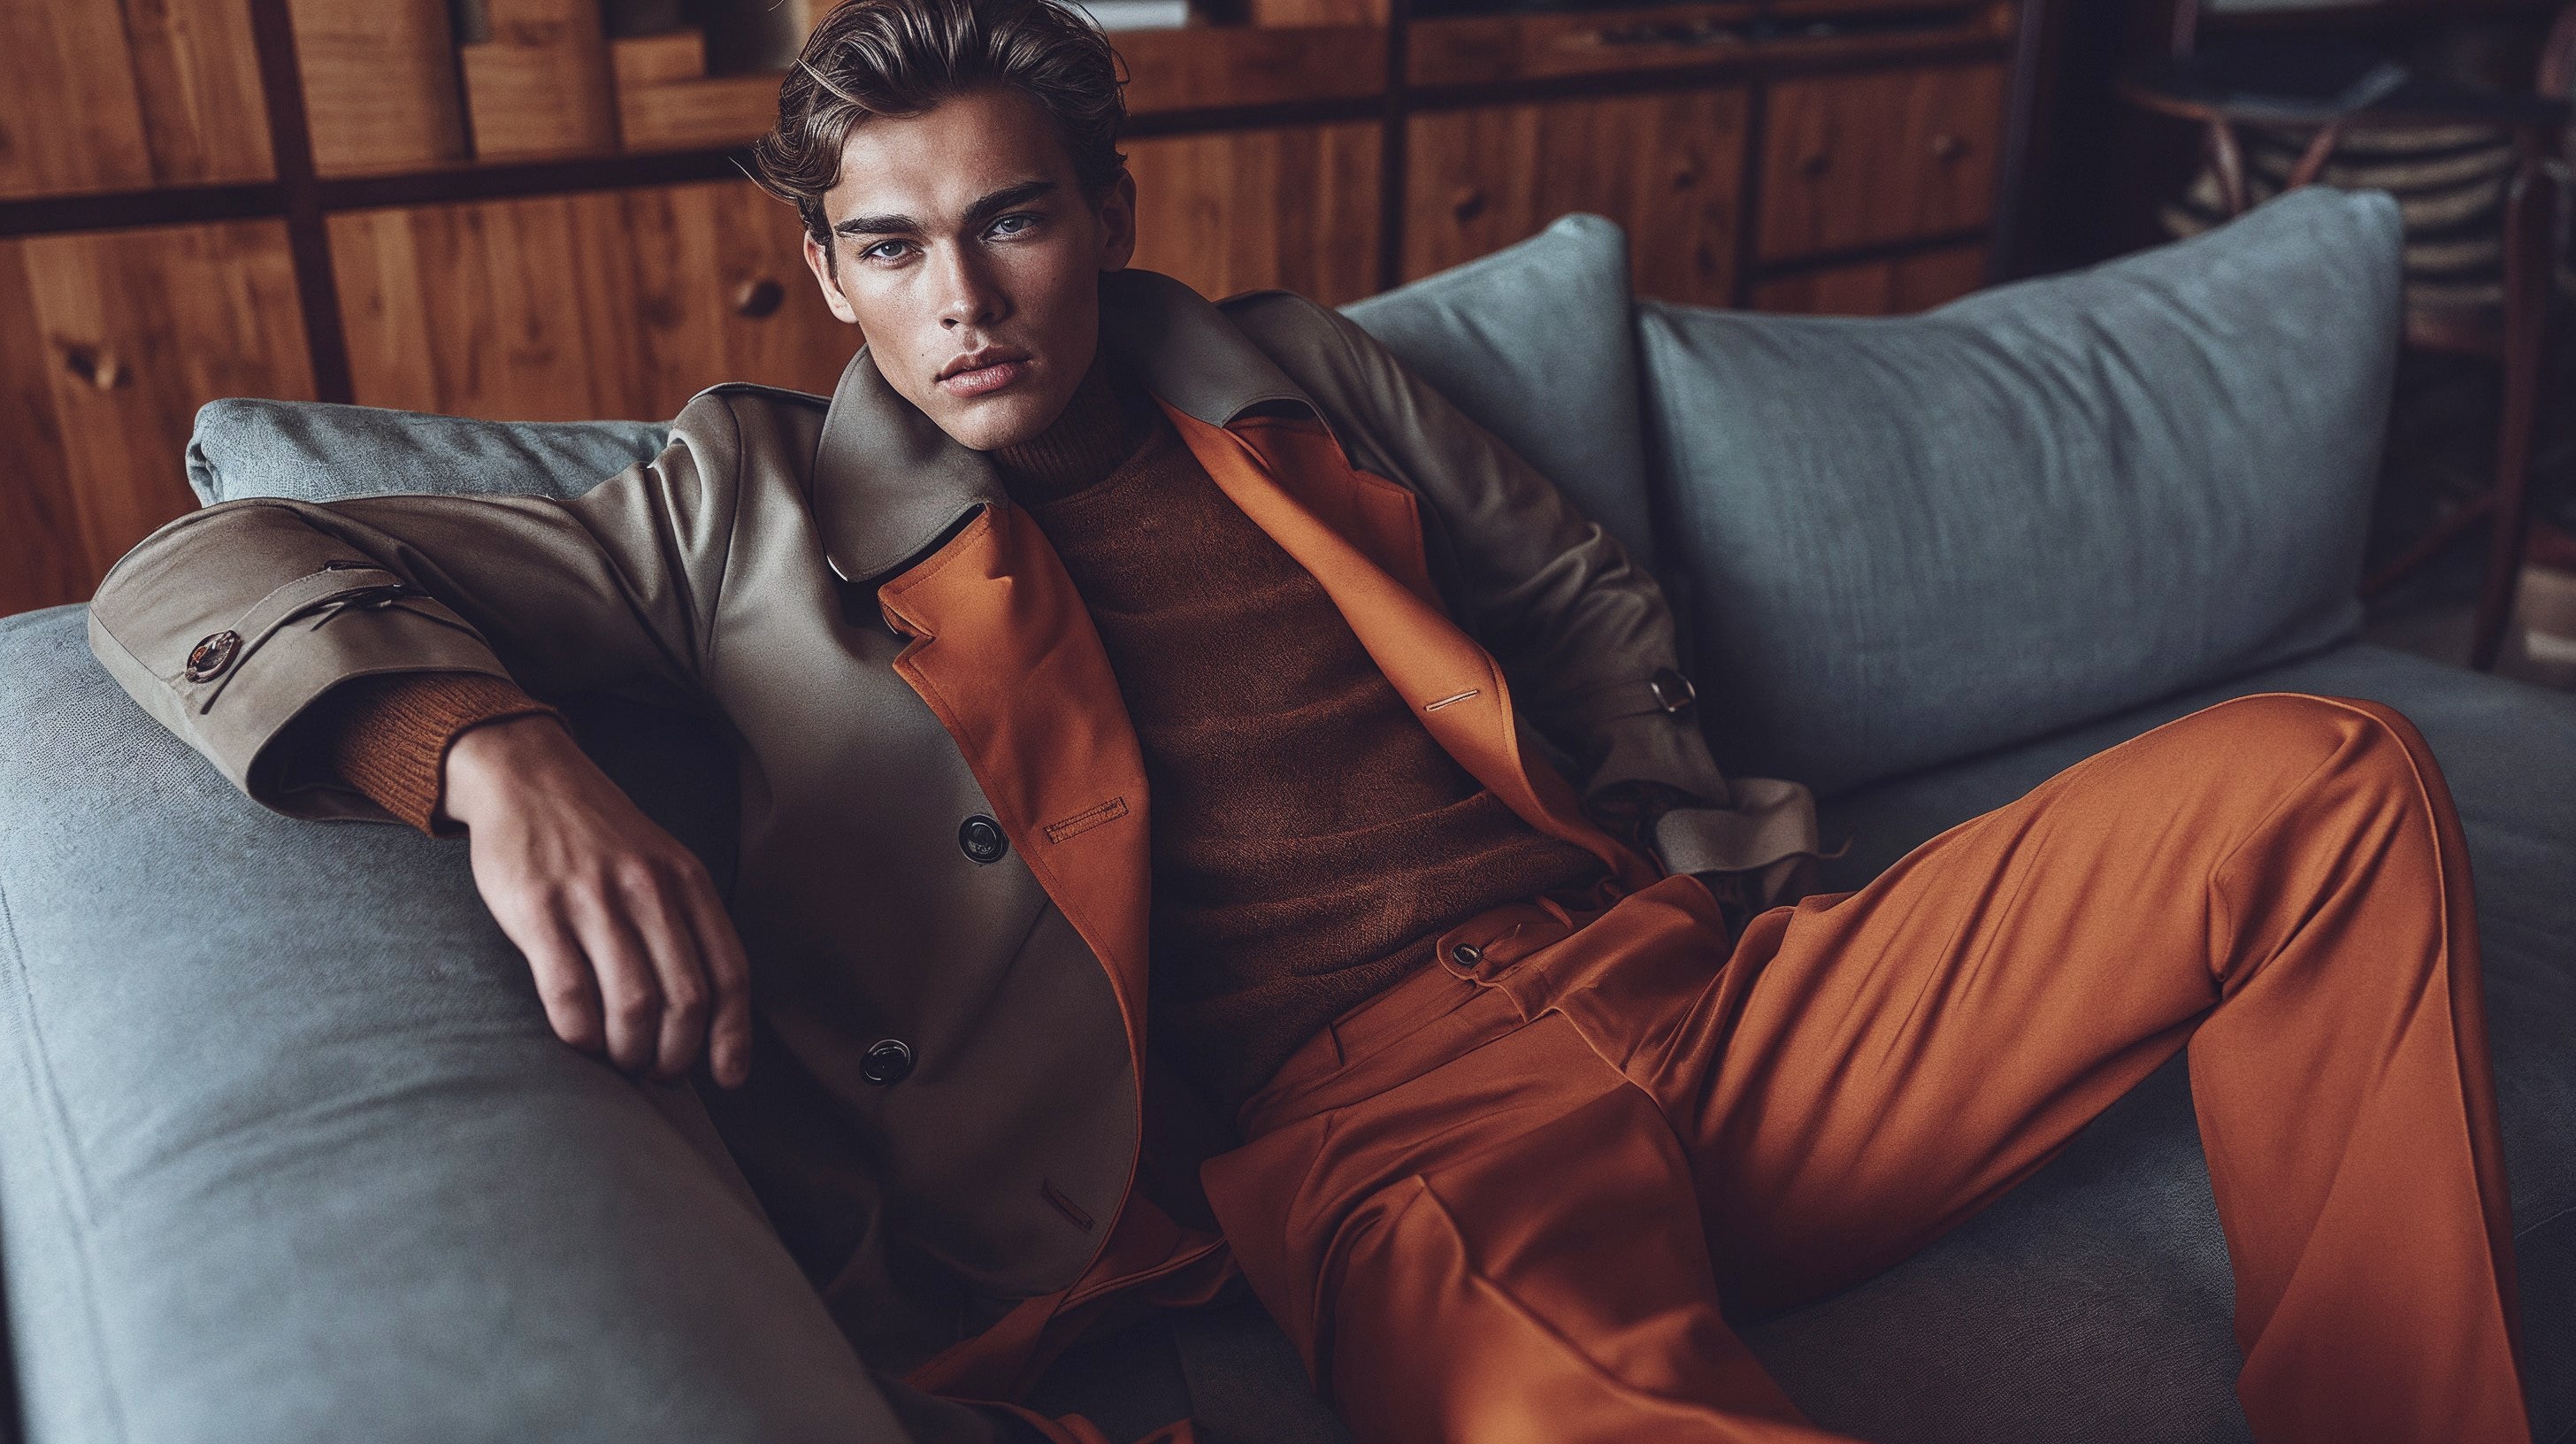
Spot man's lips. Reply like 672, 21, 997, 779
938, 348, 1031, 398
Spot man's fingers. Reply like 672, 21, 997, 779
623, 863, 714, 1082
512, 902, 605, 1056
568, 882, 663, 1075
684, 871, 755, 1089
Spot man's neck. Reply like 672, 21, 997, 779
991, 346, 1152, 501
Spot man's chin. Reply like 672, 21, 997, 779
934, 392, 1065, 453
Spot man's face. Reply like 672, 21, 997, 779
801, 84, 1137, 452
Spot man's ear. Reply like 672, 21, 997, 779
1097, 167, 1138, 272
802, 233, 860, 325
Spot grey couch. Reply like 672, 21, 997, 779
2, 189, 2566, 1443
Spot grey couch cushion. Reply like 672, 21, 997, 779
1639, 188, 2404, 797
1744, 642, 2574, 1444
186, 400, 667, 506
0, 603, 957, 1443
1340, 212, 1658, 569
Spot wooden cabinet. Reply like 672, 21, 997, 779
1752, 242, 1988, 313
328, 180, 853, 420
1125, 124, 1384, 307
2, 2, 2036, 618
0, 0, 273, 199
0, 220, 315, 615
1404, 90, 1751, 305
1757, 61, 2006, 261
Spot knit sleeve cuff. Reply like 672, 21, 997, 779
304, 672, 566, 838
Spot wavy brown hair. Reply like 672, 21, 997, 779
748, 0, 1129, 251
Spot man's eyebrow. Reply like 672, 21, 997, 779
832, 179, 1060, 239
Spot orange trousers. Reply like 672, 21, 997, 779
1195, 693, 2532, 1444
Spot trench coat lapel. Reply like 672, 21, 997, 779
871, 503, 1155, 1062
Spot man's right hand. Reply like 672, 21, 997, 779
440, 714, 752, 1089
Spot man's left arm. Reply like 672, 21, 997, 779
1282, 297, 1825, 911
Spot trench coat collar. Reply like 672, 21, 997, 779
811, 266, 1318, 585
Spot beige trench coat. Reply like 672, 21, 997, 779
84, 266, 1821, 1386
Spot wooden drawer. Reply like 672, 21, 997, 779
1756, 61, 2005, 261
1752, 242, 1987, 314
1127, 123, 1384, 307
1405, 89, 1750, 306
1, 220, 315, 616
327, 180, 853, 420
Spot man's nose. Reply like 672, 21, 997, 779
934, 246, 1006, 331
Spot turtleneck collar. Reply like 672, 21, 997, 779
990, 343, 1154, 503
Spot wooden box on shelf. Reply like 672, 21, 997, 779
287, 0, 469, 173
462, 0, 622, 158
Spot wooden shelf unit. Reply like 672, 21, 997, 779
0, 0, 2039, 616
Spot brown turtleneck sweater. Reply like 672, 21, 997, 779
993, 352, 1607, 1110
303, 349, 1608, 1112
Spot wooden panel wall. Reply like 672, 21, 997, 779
329, 180, 854, 420
1758, 61, 2006, 260
1125, 123, 1384, 307
1404, 90, 1752, 305
0, 0, 273, 199
1, 220, 315, 611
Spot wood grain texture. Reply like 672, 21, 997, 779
0, 0, 273, 200
464, 0, 619, 158
286, 0, 469, 175
1756, 60, 2005, 260
1125, 122, 1384, 306
1, 219, 315, 615
1408, 4, 1758, 88
1404, 90, 1750, 305
1750, 241, 1986, 312
610, 30, 783, 154
1239, 0, 1389, 27
1117, 26, 1387, 114
328, 180, 854, 420
0, 238, 87, 615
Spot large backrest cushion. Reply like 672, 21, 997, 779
0, 602, 951, 1442
1339, 212, 1657, 568
1640, 188, 2404, 797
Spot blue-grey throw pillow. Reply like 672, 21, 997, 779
1340, 212, 1657, 569
1638, 188, 2403, 797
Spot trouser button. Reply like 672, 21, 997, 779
862, 1039, 915, 1085
1450, 942, 1482, 965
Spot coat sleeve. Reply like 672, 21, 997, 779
85, 389, 745, 829
1262, 295, 1823, 898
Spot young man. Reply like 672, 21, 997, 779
86, 0, 2530, 1440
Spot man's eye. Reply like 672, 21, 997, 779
862, 239, 913, 262
989, 213, 1039, 238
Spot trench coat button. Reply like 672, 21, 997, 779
958, 815, 1008, 864
1648, 667, 1698, 718
183, 630, 241, 681
861, 1038, 915, 1086
1450, 942, 1482, 965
